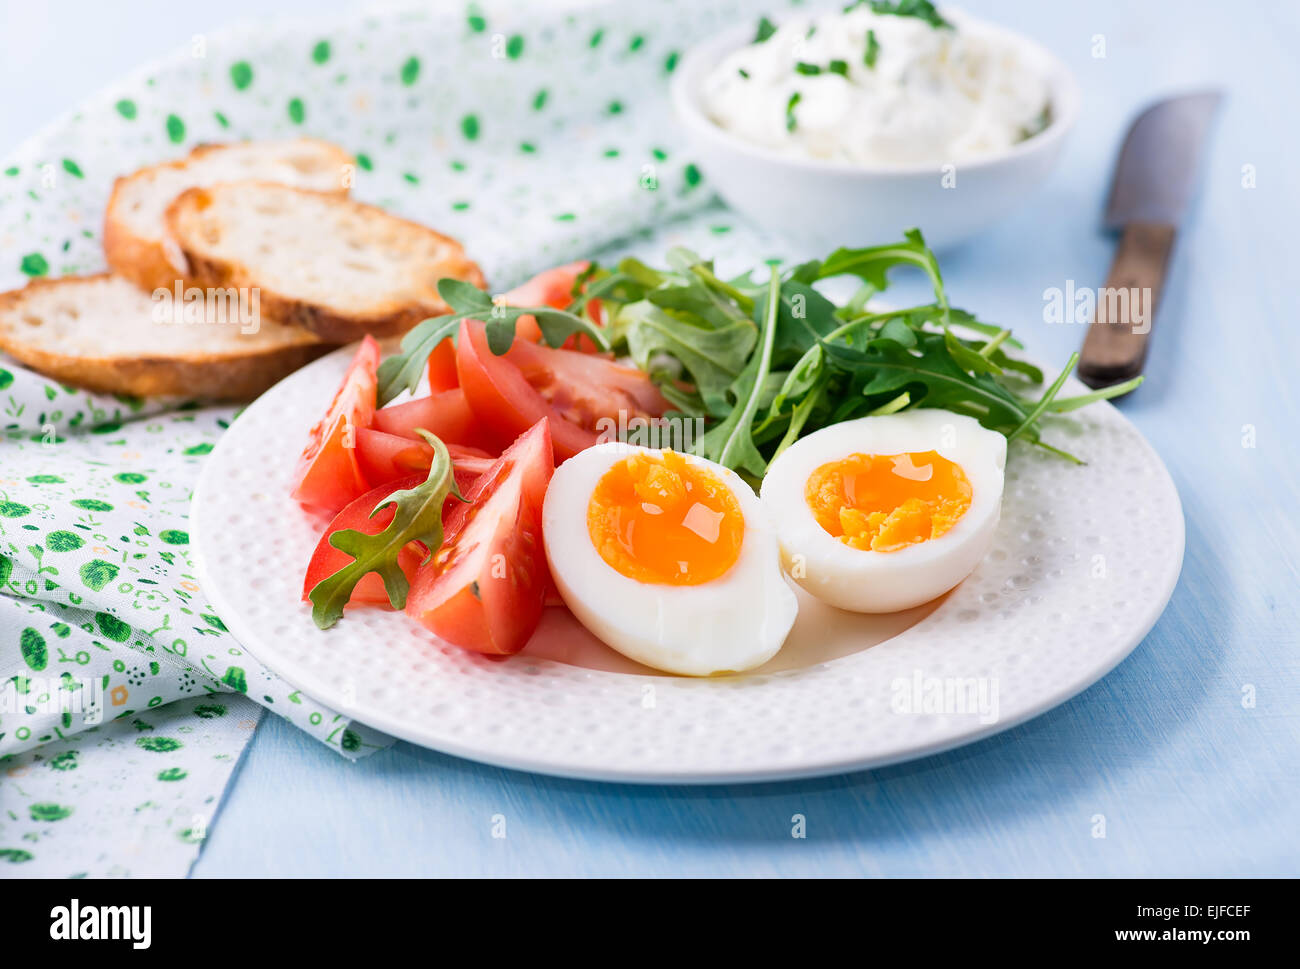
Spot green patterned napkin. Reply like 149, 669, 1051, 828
0, 391, 391, 763
0, 0, 771, 874
0, 694, 265, 877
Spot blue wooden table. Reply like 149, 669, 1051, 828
6, 0, 1297, 876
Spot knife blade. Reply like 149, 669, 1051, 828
1078, 91, 1222, 391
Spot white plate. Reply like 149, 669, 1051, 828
192, 343, 1184, 783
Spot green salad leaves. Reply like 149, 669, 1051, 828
378, 229, 1140, 484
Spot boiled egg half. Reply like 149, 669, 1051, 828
544, 444, 797, 676
760, 410, 1006, 612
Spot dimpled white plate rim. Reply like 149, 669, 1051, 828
192, 344, 1184, 784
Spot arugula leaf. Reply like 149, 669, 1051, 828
772, 370, 829, 461
1008, 353, 1078, 442
984, 346, 1042, 383
617, 256, 669, 290
773, 278, 842, 360
828, 330, 1033, 432
664, 245, 702, 276
868, 391, 912, 416
438, 278, 494, 313
377, 312, 462, 405
817, 229, 947, 317
484, 305, 609, 356
754, 370, 788, 411
816, 304, 932, 348
944, 328, 1003, 376
659, 384, 708, 417
1048, 377, 1143, 413
672, 250, 758, 317
308, 432, 463, 629
569, 261, 600, 300
946, 307, 1024, 348
569, 267, 647, 315
648, 283, 748, 330
617, 300, 755, 413
765, 344, 825, 423
879, 317, 918, 348
376, 276, 608, 405
694, 267, 782, 478
377, 276, 496, 403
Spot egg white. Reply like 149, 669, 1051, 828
543, 443, 798, 676
760, 410, 1007, 613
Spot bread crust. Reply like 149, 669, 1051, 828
0, 274, 332, 400
102, 173, 187, 291
102, 140, 355, 293
165, 183, 487, 342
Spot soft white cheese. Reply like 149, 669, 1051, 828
699, 6, 1052, 166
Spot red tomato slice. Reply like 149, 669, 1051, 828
456, 318, 667, 461
302, 474, 428, 608
445, 446, 498, 485
426, 337, 459, 393
355, 428, 488, 493
505, 261, 604, 351
508, 336, 668, 426
503, 261, 588, 310
371, 388, 482, 447
291, 336, 380, 514
444, 443, 497, 472
406, 419, 554, 655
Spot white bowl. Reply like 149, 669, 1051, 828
670, 19, 1081, 252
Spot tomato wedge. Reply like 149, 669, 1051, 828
505, 261, 603, 350
355, 427, 491, 491
456, 318, 667, 460
503, 261, 589, 311
302, 474, 427, 608
291, 336, 380, 514
426, 337, 459, 393
422, 262, 599, 394
444, 444, 497, 478
371, 388, 483, 447
405, 419, 554, 655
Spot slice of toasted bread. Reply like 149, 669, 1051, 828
0, 274, 331, 399
104, 139, 354, 292
165, 182, 486, 342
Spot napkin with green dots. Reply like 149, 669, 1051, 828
0, 394, 391, 758
0, 390, 393, 877
0, 0, 769, 876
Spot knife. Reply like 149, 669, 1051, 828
1077, 91, 1222, 390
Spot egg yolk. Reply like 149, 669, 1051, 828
588, 450, 745, 585
805, 450, 972, 553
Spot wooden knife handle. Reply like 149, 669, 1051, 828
1077, 221, 1176, 390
